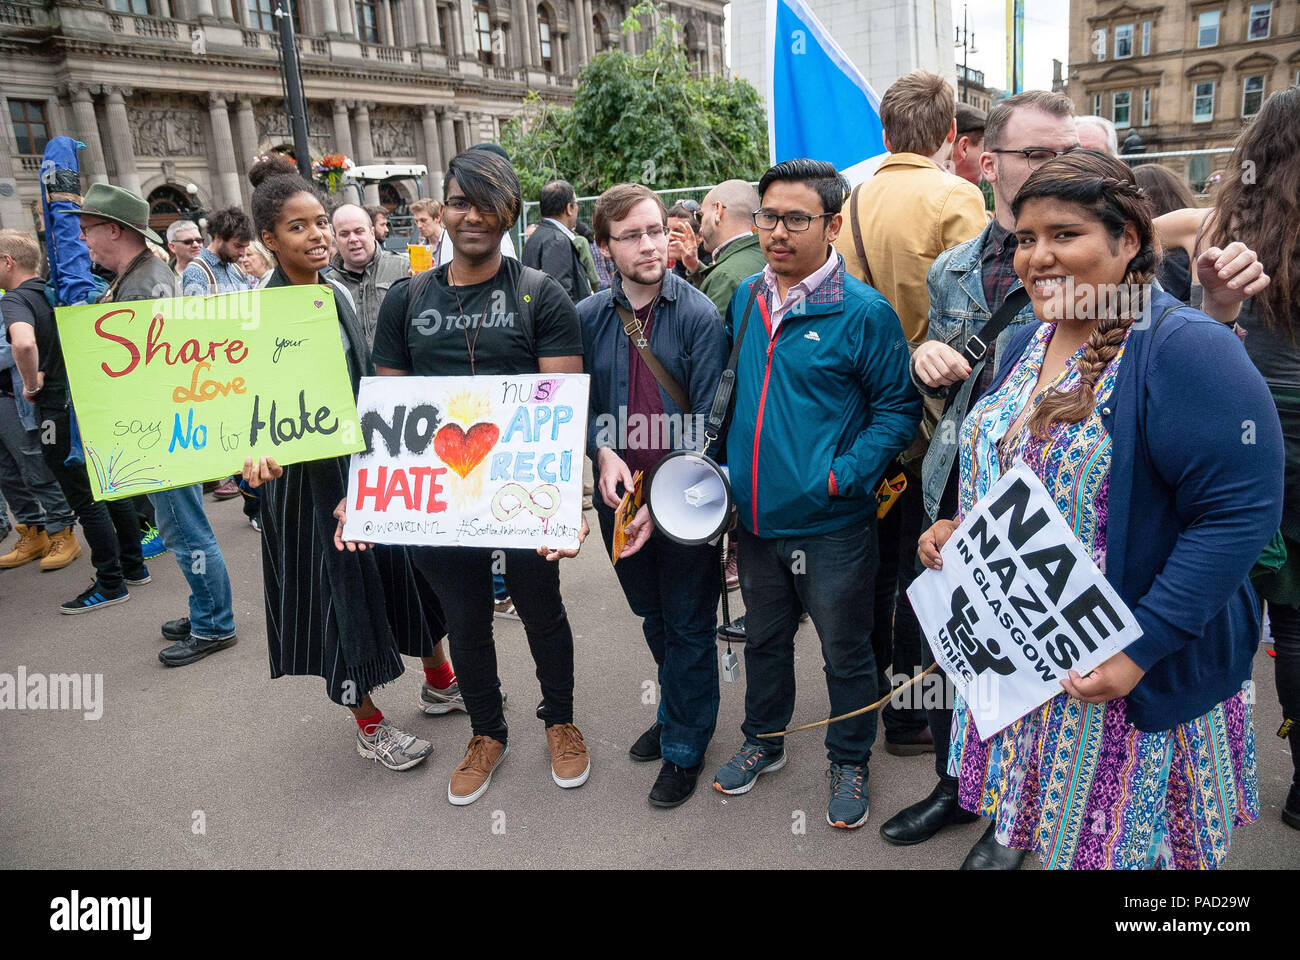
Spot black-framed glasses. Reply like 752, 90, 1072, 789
753, 211, 832, 232
610, 224, 667, 244
990, 146, 1077, 168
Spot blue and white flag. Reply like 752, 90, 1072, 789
766, 0, 887, 185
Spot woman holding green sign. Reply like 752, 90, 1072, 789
241, 173, 457, 771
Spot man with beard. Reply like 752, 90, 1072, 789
578, 182, 728, 807
181, 207, 252, 296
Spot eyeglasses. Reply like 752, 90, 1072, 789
82, 220, 116, 236
753, 211, 832, 232
174, 237, 202, 245
990, 146, 1077, 168
609, 225, 667, 244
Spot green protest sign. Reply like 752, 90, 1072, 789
57, 286, 364, 500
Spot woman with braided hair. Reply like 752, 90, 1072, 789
917, 150, 1283, 868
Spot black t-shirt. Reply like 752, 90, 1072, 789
2, 277, 68, 405
371, 256, 583, 376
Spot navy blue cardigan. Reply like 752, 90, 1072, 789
987, 289, 1283, 731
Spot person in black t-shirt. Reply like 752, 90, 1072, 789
366, 147, 591, 807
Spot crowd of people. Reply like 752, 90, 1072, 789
1, 72, 1296, 869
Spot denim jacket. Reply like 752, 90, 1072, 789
0, 307, 36, 431
917, 220, 1037, 521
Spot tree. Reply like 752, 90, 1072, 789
500, 1, 767, 200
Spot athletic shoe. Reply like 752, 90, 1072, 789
140, 525, 166, 560
212, 477, 240, 500
249, 514, 262, 533
124, 564, 151, 585
826, 762, 869, 829
162, 617, 191, 641
356, 719, 433, 771
717, 614, 746, 643
713, 741, 786, 795
60, 581, 129, 615
448, 735, 508, 804
159, 634, 238, 667
493, 597, 520, 620
419, 680, 467, 714
628, 721, 663, 762
546, 722, 590, 788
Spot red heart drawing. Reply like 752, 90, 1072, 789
434, 422, 500, 478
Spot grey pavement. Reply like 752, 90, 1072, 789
0, 494, 1295, 869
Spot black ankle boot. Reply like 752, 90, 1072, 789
879, 778, 979, 846
1284, 783, 1300, 831
959, 819, 1027, 870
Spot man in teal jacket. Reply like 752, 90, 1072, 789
711, 159, 921, 830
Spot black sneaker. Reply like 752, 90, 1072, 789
629, 722, 663, 762
648, 761, 700, 808
717, 614, 746, 642
60, 582, 129, 615
124, 564, 151, 585
159, 634, 237, 667
162, 616, 191, 642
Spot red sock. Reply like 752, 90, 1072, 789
355, 708, 384, 734
425, 662, 455, 689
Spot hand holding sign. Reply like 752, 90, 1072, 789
1061, 651, 1145, 703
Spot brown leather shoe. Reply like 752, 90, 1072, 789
0, 524, 48, 569
39, 527, 83, 571
546, 722, 590, 788
448, 735, 507, 806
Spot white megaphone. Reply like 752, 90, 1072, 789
645, 449, 732, 545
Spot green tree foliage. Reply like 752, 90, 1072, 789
500, 2, 767, 199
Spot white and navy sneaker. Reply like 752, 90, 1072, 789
60, 581, 130, 615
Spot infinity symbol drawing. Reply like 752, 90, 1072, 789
491, 483, 561, 521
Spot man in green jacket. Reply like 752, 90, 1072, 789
689, 180, 766, 319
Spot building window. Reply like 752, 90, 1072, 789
355, 1, 379, 42
1092, 92, 1102, 116
111, 0, 155, 13
1189, 154, 1211, 190
247, 0, 301, 32
436, 5, 452, 50
474, 3, 493, 63
1115, 24, 1133, 59
1113, 90, 1132, 128
1142, 87, 1151, 125
1242, 75, 1265, 116
1248, 2, 1271, 40
1193, 80, 1215, 122
1140, 20, 1150, 55
1197, 10, 1218, 48
537, 5, 553, 71
1095, 27, 1106, 62
9, 99, 49, 155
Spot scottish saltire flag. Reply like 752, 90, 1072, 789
766, 0, 888, 185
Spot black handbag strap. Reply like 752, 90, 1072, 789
700, 280, 762, 458
960, 286, 1031, 365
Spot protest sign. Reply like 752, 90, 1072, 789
907, 461, 1142, 739
342, 374, 589, 550
56, 286, 364, 500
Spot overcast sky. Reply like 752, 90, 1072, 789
956, 0, 1072, 93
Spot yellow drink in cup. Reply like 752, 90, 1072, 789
408, 244, 433, 272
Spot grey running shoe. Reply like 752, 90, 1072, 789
713, 741, 786, 795
419, 681, 506, 714
356, 719, 433, 771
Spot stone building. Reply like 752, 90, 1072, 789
957, 63, 994, 113
1067, 0, 1299, 187
0, 0, 727, 233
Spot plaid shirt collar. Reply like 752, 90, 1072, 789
757, 247, 845, 319
980, 217, 1022, 313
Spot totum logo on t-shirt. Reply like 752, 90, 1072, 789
412, 307, 518, 335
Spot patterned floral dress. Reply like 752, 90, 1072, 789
949, 322, 1258, 869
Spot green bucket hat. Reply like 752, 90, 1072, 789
60, 182, 165, 246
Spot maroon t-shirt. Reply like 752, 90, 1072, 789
625, 300, 670, 475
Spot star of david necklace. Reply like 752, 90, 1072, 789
447, 262, 482, 375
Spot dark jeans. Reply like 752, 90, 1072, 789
871, 477, 929, 741
921, 634, 960, 782
411, 546, 574, 744
595, 498, 721, 768
736, 519, 880, 766
1267, 600, 1300, 786
36, 405, 143, 590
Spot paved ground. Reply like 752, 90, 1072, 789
0, 492, 1295, 870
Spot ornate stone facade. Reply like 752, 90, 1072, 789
0, 0, 727, 233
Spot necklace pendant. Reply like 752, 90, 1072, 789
636, 336, 648, 349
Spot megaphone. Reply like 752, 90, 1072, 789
645, 449, 732, 545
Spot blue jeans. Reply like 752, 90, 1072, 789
737, 519, 879, 766
148, 484, 235, 640
595, 498, 721, 768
